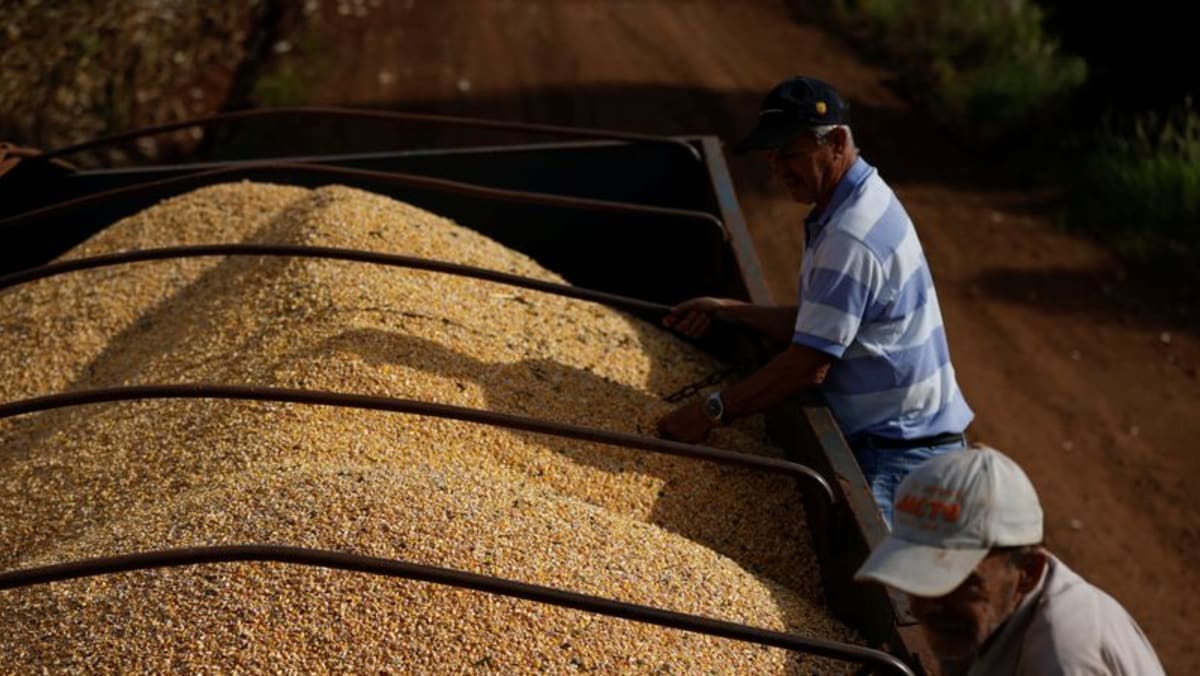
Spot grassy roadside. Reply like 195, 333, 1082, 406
1068, 103, 1200, 269
795, 0, 1198, 277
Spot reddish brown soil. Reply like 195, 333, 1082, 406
278, 1, 1199, 670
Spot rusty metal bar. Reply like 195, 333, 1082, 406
0, 544, 912, 674
0, 143, 76, 179
0, 385, 835, 506
698, 137, 773, 303
0, 161, 727, 239
0, 244, 671, 316
38, 106, 702, 162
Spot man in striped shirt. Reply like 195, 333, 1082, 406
657, 76, 973, 526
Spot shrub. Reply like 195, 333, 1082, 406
1070, 101, 1200, 270
809, 0, 1086, 144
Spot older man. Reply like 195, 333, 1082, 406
855, 446, 1164, 674
657, 76, 973, 525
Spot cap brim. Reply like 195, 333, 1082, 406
732, 121, 808, 155
854, 535, 989, 598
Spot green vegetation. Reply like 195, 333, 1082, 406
805, 0, 1196, 275
251, 67, 310, 107
818, 0, 1086, 145
1069, 102, 1200, 267
250, 28, 328, 108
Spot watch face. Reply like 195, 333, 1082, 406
704, 394, 723, 420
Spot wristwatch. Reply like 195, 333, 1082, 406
703, 391, 725, 425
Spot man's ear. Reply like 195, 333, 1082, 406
1016, 550, 1047, 594
829, 126, 849, 155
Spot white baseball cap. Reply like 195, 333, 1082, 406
854, 445, 1044, 597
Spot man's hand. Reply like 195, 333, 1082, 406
656, 400, 714, 443
662, 297, 739, 339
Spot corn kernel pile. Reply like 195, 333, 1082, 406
0, 182, 859, 672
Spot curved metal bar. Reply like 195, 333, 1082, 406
39, 106, 702, 162
0, 143, 76, 178
0, 244, 671, 316
0, 161, 727, 239
0, 544, 912, 674
0, 385, 836, 506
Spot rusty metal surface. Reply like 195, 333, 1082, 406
801, 406, 890, 550
0, 144, 34, 178
800, 405, 921, 624
38, 106, 703, 163
0, 160, 727, 239
698, 137, 773, 303
0, 243, 672, 317
0, 144, 44, 165
894, 623, 941, 676
0, 143, 76, 180
0, 384, 835, 507
0, 544, 912, 675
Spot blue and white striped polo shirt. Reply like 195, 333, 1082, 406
792, 158, 973, 441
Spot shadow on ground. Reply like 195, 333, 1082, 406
972, 265, 1200, 338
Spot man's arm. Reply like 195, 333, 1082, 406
720, 343, 832, 418
656, 343, 832, 443
663, 297, 798, 346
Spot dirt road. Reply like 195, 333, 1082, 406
267, 0, 1200, 670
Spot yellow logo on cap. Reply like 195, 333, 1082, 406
815, 101, 828, 115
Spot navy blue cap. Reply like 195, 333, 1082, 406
733, 76, 851, 154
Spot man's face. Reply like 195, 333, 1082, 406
906, 550, 1044, 662
766, 131, 839, 204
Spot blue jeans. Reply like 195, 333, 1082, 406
853, 439, 968, 529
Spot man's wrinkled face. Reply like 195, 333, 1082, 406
906, 550, 1041, 661
766, 132, 838, 204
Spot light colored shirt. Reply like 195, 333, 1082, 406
792, 158, 973, 440
967, 554, 1165, 676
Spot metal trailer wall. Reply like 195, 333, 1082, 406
0, 122, 935, 673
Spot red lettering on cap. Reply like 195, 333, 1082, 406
894, 493, 961, 523
895, 493, 922, 516
940, 502, 961, 522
